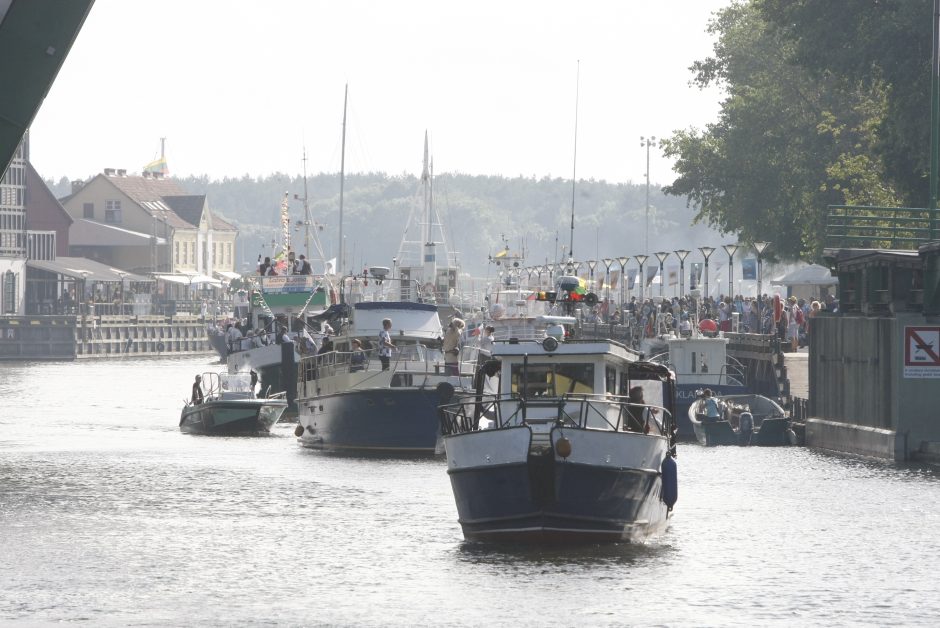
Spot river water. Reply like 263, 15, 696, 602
1, 355, 939, 627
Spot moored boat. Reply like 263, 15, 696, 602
180, 371, 288, 435
688, 392, 790, 446
439, 336, 678, 543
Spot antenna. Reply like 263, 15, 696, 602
569, 61, 580, 260
301, 145, 311, 259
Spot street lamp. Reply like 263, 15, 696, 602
723, 244, 739, 299
602, 258, 614, 313
617, 255, 629, 313
640, 135, 658, 255
754, 241, 771, 328
547, 263, 556, 286
698, 246, 715, 303
534, 264, 544, 289
635, 254, 648, 303
674, 249, 690, 299
586, 260, 598, 292
117, 271, 127, 316
654, 251, 670, 298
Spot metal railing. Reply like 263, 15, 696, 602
440, 392, 673, 437
826, 205, 939, 250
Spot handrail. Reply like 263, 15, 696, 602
825, 204, 939, 249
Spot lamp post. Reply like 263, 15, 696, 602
635, 254, 648, 303
654, 251, 670, 298
547, 263, 556, 286
754, 241, 770, 327
698, 246, 715, 304
586, 260, 598, 292
617, 256, 629, 313
117, 271, 127, 316
602, 258, 614, 314
723, 244, 739, 300
640, 135, 658, 255
534, 265, 544, 289
674, 249, 690, 300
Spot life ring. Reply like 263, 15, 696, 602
422, 282, 435, 296
156, 341, 165, 352
773, 294, 782, 324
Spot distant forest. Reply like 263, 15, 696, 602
46, 172, 725, 277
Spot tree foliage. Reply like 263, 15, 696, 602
663, 0, 931, 261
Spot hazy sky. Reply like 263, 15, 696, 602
30, 0, 729, 186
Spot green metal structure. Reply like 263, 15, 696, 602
0, 0, 95, 176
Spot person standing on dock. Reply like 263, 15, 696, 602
379, 318, 394, 371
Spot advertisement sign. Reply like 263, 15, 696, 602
261, 275, 316, 294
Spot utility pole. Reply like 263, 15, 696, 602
640, 136, 657, 255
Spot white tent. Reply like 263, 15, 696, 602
770, 264, 838, 287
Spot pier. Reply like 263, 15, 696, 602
0, 314, 212, 360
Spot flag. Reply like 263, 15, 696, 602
143, 156, 168, 175
627, 268, 638, 290
645, 265, 658, 287
494, 249, 508, 258
324, 257, 337, 275
690, 262, 703, 289
668, 265, 678, 287
610, 269, 620, 290
742, 258, 757, 280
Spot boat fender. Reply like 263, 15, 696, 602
555, 436, 572, 458
156, 341, 165, 352
787, 427, 798, 446
294, 424, 305, 437
661, 456, 678, 509
436, 381, 455, 405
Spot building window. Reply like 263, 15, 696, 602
83, 203, 94, 218
105, 200, 122, 224
3, 271, 16, 314
212, 243, 217, 265
175, 241, 180, 265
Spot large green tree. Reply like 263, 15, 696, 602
663, 0, 930, 260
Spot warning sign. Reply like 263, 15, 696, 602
904, 326, 940, 378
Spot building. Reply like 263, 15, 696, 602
0, 137, 27, 314
61, 169, 238, 279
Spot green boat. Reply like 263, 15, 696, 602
689, 393, 791, 447
180, 372, 287, 435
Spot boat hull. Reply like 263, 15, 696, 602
179, 400, 287, 435
297, 386, 449, 453
444, 426, 672, 543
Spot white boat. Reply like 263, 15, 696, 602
295, 300, 474, 453
439, 335, 679, 543
180, 371, 288, 435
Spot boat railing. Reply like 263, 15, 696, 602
440, 392, 672, 437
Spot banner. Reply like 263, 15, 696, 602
627, 268, 638, 290
690, 262, 703, 289
610, 269, 620, 290
742, 258, 757, 280
668, 265, 679, 287
645, 265, 658, 287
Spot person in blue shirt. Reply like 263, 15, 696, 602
702, 388, 721, 421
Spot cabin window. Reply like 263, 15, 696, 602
83, 202, 94, 218
691, 351, 696, 374
105, 200, 122, 224
510, 363, 594, 397
606, 366, 617, 394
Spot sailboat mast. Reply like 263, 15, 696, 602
421, 131, 436, 289
302, 145, 311, 259
569, 60, 580, 261
338, 83, 348, 278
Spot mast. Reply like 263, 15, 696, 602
338, 83, 348, 278
302, 145, 311, 259
569, 60, 580, 261
422, 131, 436, 288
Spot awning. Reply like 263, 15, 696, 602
214, 270, 242, 281
27, 257, 152, 282
153, 273, 223, 287
69, 219, 167, 246
771, 264, 839, 287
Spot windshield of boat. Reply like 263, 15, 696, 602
219, 373, 252, 393
509, 362, 594, 397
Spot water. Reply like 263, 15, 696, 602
2, 356, 939, 627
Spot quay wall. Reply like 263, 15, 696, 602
807, 313, 940, 461
0, 315, 213, 360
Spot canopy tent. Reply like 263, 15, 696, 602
27, 257, 152, 283
770, 264, 838, 287
214, 270, 241, 281
153, 273, 223, 287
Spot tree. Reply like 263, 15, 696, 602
663, 1, 921, 260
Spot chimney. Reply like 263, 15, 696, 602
71, 179, 85, 194
117, 169, 126, 176
104, 168, 115, 176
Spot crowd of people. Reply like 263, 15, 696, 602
257, 251, 312, 276
578, 291, 839, 350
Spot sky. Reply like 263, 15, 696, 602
29, 0, 730, 187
